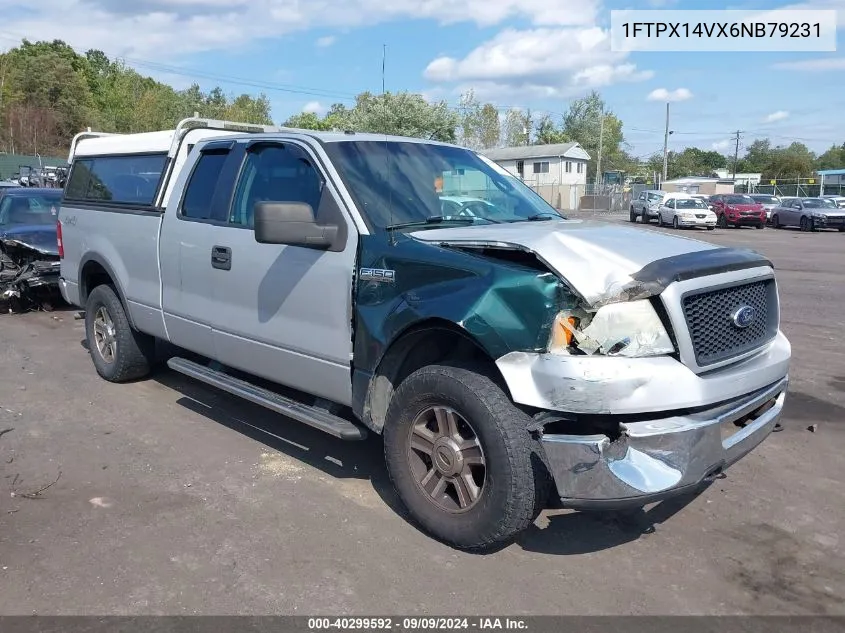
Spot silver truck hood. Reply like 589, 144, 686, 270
409, 219, 720, 306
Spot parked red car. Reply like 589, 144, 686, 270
710, 194, 767, 229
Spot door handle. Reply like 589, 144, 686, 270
211, 245, 231, 270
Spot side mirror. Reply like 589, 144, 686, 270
253, 202, 338, 250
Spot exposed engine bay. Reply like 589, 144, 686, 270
0, 238, 63, 312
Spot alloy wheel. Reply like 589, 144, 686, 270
92, 306, 118, 364
407, 406, 486, 514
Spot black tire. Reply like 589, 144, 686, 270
707, 226, 715, 231
772, 214, 781, 229
756, 223, 764, 229
383, 362, 545, 551
717, 215, 727, 228
839, 227, 845, 232
800, 216, 811, 232
672, 216, 679, 229
642, 214, 650, 224
629, 207, 637, 223
85, 284, 155, 382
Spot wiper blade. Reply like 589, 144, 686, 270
510, 213, 560, 222
386, 215, 498, 231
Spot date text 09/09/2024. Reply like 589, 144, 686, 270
307, 618, 528, 630
621, 22, 821, 38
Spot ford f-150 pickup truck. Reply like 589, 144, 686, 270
58, 118, 791, 551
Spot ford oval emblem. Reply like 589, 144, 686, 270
731, 305, 757, 329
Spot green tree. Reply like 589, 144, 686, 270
761, 142, 816, 179
534, 115, 570, 145
477, 103, 500, 149
502, 109, 530, 146
815, 143, 845, 171
283, 111, 334, 130
562, 91, 625, 177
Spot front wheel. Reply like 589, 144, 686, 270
629, 208, 637, 223
756, 223, 765, 229
672, 216, 679, 229
85, 284, 155, 382
800, 216, 811, 232
772, 214, 781, 229
717, 215, 727, 228
383, 363, 546, 551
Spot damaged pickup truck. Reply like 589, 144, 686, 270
58, 118, 791, 550
0, 188, 63, 312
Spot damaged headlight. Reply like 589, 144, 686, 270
549, 300, 674, 358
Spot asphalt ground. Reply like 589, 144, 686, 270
1, 215, 843, 615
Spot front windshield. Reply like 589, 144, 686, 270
0, 194, 61, 226
803, 198, 836, 208
322, 140, 565, 229
724, 195, 755, 204
676, 199, 707, 209
646, 192, 663, 202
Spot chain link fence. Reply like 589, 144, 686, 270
746, 180, 845, 198
526, 182, 634, 214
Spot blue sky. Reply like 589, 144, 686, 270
0, 0, 843, 158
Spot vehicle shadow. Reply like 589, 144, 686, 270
151, 367, 411, 521
111, 348, 713, 557
516, 487, 710, 555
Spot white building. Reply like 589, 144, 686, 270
482, 143, 591, 186
711, 169, 762, 189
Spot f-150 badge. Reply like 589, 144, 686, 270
359, 268, 395, 283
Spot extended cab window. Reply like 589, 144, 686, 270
181, 150, 229, 220
229, 144, 323, 228
65, 154, 166, 206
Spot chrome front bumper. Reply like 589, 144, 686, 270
540, 377, 788, 509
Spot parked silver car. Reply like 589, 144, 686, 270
821, 194, 845, 209
748, 194, 781, 222
629, 189, 664, 223
770, 197, 845, 231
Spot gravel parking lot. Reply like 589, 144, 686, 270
1, 216, 843, 616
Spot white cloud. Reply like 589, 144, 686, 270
712, 140, 733, 151
646, 87, 693, 102
316, 35, 336, 47
424, 25, 652, 100
773, 57, 845, 71
763, 110, 789, 123
302, 101, 326, 114
0, 0, 600, 61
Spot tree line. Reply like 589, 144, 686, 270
1, 38, 842, 181
0, 39, 273, 158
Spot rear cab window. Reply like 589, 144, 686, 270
64, 154, 167, 208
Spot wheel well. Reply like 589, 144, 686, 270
80, 260, 115, 304
364, 320, 510, 433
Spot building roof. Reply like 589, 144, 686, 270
663, 176, 734, 185
817, 168, 845, 175
481, 142, 589, 162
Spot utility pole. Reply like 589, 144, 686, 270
732, 130, 743, 179
662, 102, 670, 185
596, 109, 605, 188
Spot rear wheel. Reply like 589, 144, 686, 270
717, 215, 727, 228
629, 207, 637, 223
85, 284, 155, 382
383, 362, 546, 551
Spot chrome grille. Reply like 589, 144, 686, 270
682, 279, 778, 366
